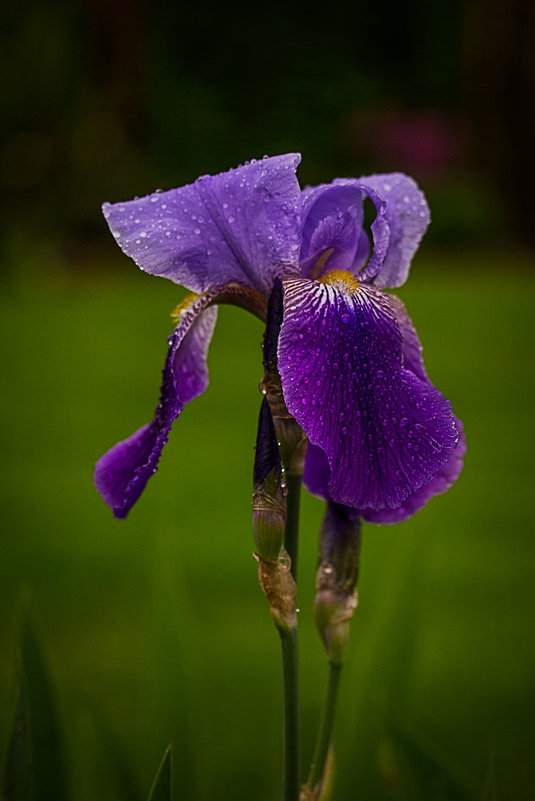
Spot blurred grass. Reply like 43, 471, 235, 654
0, 247, 534, 800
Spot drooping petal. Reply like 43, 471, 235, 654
102, 154, 302, 297
385, 293, 429, 382
304, 421, 465, 524
94, 295, 218, 518
304, 296, 465, 522
278, 277, 458, 510
303, 441, 331, 501
347, 172, 430, 288
361, 418, 466, 523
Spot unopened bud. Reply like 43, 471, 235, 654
252, 397, 286, 560
314, 502, 361, 665
252, 468, 286, 560
254, 550, 297, 632
261, 279, 307, 475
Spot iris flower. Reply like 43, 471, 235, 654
95, 154, 464, 520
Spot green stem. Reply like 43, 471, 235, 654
279, 472, 302, 801
307, 662, 342, 791
279, 626, 300, 801
284, 474, 302, 580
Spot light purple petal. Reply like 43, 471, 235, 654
102, 154, 302, 296
299, 184, 366, 277
302, 180, 390, 281
278, 278, 458, 510
349, 173, 430, 288
94, 295, 218, 518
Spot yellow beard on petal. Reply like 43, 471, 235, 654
319, 269, 360, 294
170, 292, 200, 324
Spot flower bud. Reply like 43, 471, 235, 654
261, 279, 307, 475
254, 551, 297, 633
314, 502, 361, 665
252, 397, 286, 560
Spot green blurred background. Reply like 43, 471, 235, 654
1, 1, 534, 800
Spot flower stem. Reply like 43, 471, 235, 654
306, 661, 342, 792
279, 473, 302, 801
279, 626, 300, 801
284, 474, 302, 581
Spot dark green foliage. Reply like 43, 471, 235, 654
3, 682, 32, 801
2, 620, 67, 801
147, 746, 173, 801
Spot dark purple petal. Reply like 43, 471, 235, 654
102, 154, 302, 297
385, 293, 429, 382
304, 421, 465, 524
303, 441, 331, 501
350, 173, 430, 288
361, 418, 466, 523
263, 278, 284, 368
304, 298, 465, 521
94, 296, 218, 518
254, 396, 281, 486
359, 294, 465, 521
278, 277, 458, 510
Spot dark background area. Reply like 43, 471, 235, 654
1, 0, 534, 263
1, 3, 534, 801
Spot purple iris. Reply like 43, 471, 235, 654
95, 154, 464, 520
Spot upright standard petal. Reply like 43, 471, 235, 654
94, 294, 218, 518
102, 154, 302, 296
299, 184, 367, 277
302, 180, 391, 280
278, 276, 458, 510
352, 173, 430, 288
